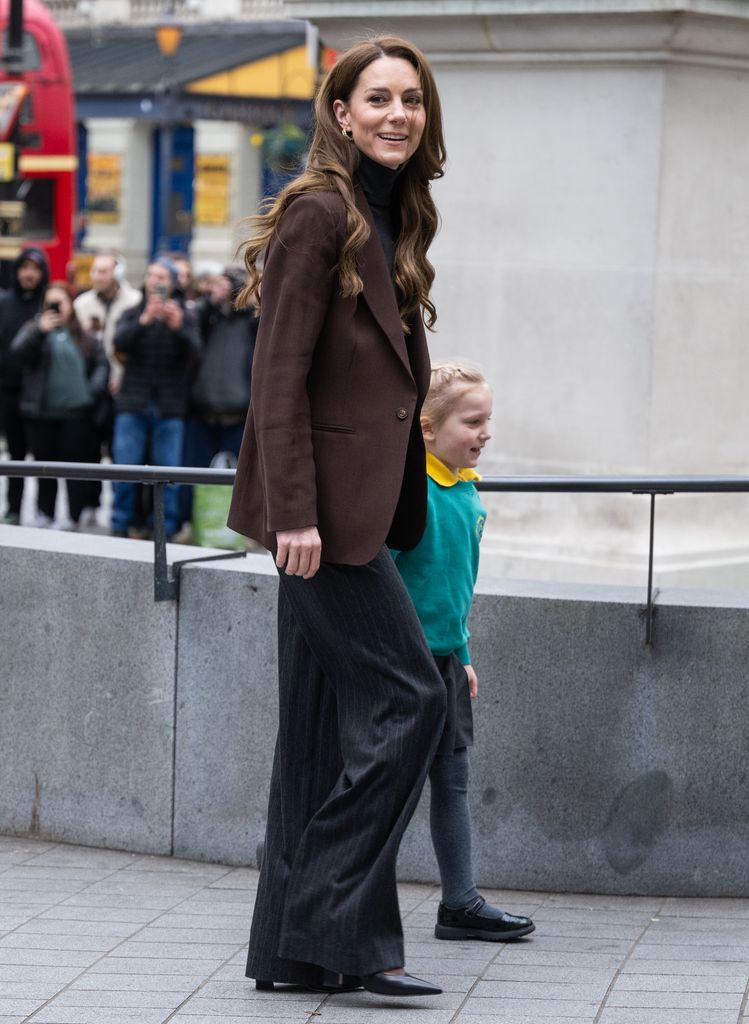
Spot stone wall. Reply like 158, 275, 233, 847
280, 0, 749, 585
2, 525, 748, 895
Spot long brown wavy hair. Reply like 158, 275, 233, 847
237, 36, 446, 329
43, 281, 96, 359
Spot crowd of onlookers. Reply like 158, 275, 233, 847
0, 246, 257, 541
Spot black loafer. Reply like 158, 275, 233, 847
362, 971, 442, 996
435, 895, 535, 941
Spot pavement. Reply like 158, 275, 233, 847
2, 836, 749, 1024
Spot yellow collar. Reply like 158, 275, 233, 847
426, 451, 481, 487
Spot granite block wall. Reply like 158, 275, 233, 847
3, 526, 748, 895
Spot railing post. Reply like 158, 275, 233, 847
153, 481, 178, 602
645, 493, 656, 647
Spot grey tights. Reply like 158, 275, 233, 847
429, 748, 504, 917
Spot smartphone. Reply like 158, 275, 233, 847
153, 284, 168, 299
46, 301, 61, 313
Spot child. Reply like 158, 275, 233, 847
392, 363, 535, 942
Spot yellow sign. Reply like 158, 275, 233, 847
0, 142, 14, 182
87, 153, 122, 224
72, 251, 95, 291
194, 154, 230, 227
19, 154, 78, 172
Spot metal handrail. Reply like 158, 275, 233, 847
0, 461, 237, 486
0, 461, 241, 602
3, 460, 749, 642
5, 460, 749, 491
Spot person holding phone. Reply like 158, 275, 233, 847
0, 247, 49, 525
11, 282, 109, 528
110, 258, 200, 539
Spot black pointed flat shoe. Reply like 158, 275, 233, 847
255, 970, 363, 994
312, 970, 364, 993
362, 971, 442, 996
435, 894, 535, 941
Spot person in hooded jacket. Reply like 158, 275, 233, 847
176, 265, 257, 535
0, 247, 49, 524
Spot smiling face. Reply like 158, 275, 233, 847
333, 55, 426, 170
422, 383, 493, 475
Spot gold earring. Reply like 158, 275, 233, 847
341, 126, 352, 140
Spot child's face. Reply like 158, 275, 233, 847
423, 383, 493, 474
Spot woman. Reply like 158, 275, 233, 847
229, 37, 448, 997
12, 282, 108, 527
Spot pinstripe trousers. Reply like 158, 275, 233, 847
245, 549, 447, 985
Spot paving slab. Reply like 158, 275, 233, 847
1, 836, 749, 1024
597, 1010, 738, 1024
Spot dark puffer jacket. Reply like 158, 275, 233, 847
191, 299, 257, 420
0, 247, 50, 394
113, 299, 201, 419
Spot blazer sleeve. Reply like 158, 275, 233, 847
251, 192, 343, 534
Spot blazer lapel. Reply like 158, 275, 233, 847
355, 188, 412, 376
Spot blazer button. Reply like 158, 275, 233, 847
396, 407, 408, 420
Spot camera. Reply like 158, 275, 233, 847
46, 300, 61, 313
153, 284, 168, 299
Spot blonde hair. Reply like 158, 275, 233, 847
421, 362, 489, 430
237, 36, 446, 330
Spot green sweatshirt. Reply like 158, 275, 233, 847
392, 452, 487, 664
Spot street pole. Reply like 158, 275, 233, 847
7, 0, 24, 67
157, 81, 175, 255
154, 5, 182, 256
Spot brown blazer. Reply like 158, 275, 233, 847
227, 187, 431, 565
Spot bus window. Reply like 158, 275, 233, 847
1, 30, 41, 70
20, 91, 33, 125
16, 177, 54, 239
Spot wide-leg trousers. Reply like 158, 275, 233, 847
245, 549, 447, 985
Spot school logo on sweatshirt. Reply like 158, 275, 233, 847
475, 513, 486, 541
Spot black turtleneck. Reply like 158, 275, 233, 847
356, 153, 401, 274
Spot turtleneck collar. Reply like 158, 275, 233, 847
356, 153, 401, 210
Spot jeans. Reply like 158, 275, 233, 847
178, 414, 245, 525
112, 410, 184, 535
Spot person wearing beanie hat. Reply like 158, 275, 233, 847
0, 247, 50, 524
110, 260, 200, 539
174, 266, 256, 540
153, 257, 179, 292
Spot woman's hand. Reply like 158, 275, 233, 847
140, 294, 165, 325
465, 664, 478, 699
276, 526, 322, 579
163, 300, 184, 331
38, 309, 62, 334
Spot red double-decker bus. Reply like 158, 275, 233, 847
0, 0, 76, 282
